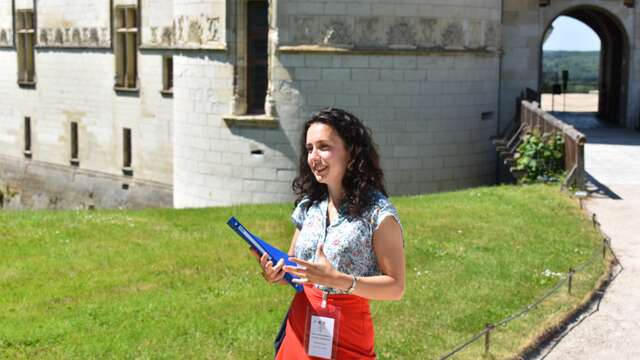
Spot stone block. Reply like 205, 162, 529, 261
322, 68, 351, 81
295, 67, 323, 80
380, 69, 404, 81
352, 69, 380, 81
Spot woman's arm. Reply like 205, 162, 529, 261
285, 216, 405, 301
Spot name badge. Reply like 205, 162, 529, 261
307, 315, 335, 359
305, 292, 341, 360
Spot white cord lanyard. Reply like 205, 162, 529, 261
320, 199, 331, 309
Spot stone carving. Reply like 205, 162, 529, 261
292, 16, 316, 44
174, 15, 220, 47
468, 20, 483, 48
39, 29, 48, 44
355, 17, 383, 47
387, 19, 417, 48
0, 29, 11, 46
322, 20, 352, 46
90, 28, 99, 44
485, 23, 498, 48
145, 25, 174, 46
287, 16, 500, 52
150, 27, 158, 43
54, 29, 63, 44
441, 21, 464, 49
72, 28, 81, 43
37, 27, 110, 47
161, 27, 173, 45
418, 18, 438, 47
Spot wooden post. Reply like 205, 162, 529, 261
484, 323, 494, 355
568, 268, 575, 294
576, 141, 586, 191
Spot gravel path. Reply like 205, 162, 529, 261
533, 126, 640, 359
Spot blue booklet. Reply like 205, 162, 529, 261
227, 216, 303, 292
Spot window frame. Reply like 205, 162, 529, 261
245, 0, 269, 115
24, 116, 32, 158
122, 128, 133, 176
16, 9, 36, 86
70, 122, 79, 167
161, 55, 173, 96
114, 5, 139, 92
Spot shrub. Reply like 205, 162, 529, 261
514, 129, 565, 183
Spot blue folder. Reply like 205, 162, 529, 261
227, 216, 303, 292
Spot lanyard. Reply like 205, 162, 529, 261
320, 198, 331, 307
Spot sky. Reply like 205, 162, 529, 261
543, 16, 601, 51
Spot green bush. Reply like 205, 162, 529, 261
514, 129, 565, 183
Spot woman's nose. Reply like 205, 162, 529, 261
309, 148, 320, 160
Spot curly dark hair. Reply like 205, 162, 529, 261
292, 108, 387, 218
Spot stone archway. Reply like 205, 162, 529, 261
539, 5, 629, 124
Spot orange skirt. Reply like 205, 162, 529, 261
275, 284, 376, 360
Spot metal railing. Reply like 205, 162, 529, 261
520, 100, 587, 190
439, 212, 623, 359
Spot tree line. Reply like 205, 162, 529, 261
541, 50, 599, 93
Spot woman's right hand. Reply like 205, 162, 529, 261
250, 248, 286, 284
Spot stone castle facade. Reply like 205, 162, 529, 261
0, 0, 638, 209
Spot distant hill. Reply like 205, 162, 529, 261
542, 50, 599, 93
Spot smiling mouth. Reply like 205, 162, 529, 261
313, 164, 327, 174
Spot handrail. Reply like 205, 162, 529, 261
520, 101, 587, 190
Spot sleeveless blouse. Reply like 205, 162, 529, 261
291, 190, 402, 294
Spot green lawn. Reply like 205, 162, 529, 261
0, 184, 606, 359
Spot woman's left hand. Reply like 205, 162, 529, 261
284, 244, 340, 288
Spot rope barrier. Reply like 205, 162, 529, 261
439, 211, 622, 359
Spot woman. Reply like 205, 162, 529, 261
253, 108, 405, 359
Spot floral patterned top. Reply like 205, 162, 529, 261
291, 190, 402, 294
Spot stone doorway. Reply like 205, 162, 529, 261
538, 6, 629, 125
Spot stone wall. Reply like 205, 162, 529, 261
171, 0, 502, 207
275, 0, 501, 196
500, 0, 639, 130
278, 0, 500, 51
36, 0, 110, 48
0, 0, 12, 47
0, 154, 172, 210
10, 1, 625, 209
272, 52, 499, 196
0, 0, 173, 209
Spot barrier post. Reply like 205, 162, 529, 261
484, 323, 494, 355
568, 268, 575, 294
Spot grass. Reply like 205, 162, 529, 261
0, 184, 606, 359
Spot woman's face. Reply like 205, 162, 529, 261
305, 122, 350, 189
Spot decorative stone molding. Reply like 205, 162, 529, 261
222, 114, 279, 129
37, 27, 110, 48
277, 45, 498, 57
441, 21, 464, 50
323, 20, 353, 47
285, 16, 501, 51
147, 25, 174, 47
387, 18, 418, 49
140, 15, 226, 50
173, 14, 222, 49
